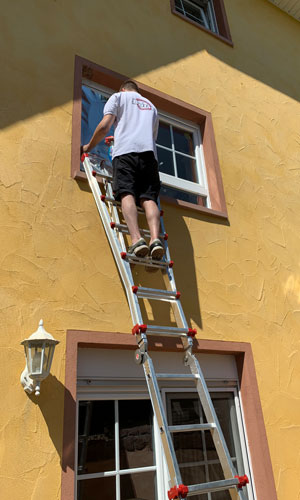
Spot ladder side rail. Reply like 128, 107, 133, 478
83, 156, 143, 325
143, 353, 183, 490
104, 179, 128, 253
185, 351, 247, 499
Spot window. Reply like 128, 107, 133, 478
165, 390, 253, 500
170, 0, 233, 45
81, 80, 210, 207
174, 0, 218, 33
62, 330, 277, 500
157, 114, 209, 206
77, 399, 157, 500
72, 57, 228, 217
75, 348, 255, 500
76, 389, 255, 500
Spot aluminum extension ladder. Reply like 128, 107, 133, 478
81, 152, 249, 500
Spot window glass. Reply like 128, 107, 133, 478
157, 148, 175, 176
160, 185, 206, 206
81, 84, 114, 169
119, 399, 154, 470
176, 154, 197, 182
77, 400, 156, 500
120, 471, 156, 500
173, 127, 194, 155
157, 121, 172, 149
166, 392, 249, 500
77, 476, 116, 500
78, 400, 115, 475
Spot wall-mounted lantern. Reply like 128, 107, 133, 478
20, 320, 59, 396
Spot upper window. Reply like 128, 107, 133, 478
170, 0, 233, 45
72, 57, 228, 217
80, 81, 211, 208
157, 114, 209, 206
174, 0, 218, 33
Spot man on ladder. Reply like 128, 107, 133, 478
82, 79, 165, 259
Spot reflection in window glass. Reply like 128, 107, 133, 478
167, 392, 249, 500
119, 400, 154, 470
176, 154, 197, 182
173, 127, 194, 156
78, 401, 115, 475
77, 476, 116, 500
160, 185, 206, 206
77, 400, 156, 500
156, 120, 203, 204
157, 148, 175, 176
120, 471, 156, 500
81, 85, 114, 166
157, 121, 172, 149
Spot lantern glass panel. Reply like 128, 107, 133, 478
31, 345, 44, 375
43, 344, 53, 375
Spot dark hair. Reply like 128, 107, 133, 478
119, 80, 139, 92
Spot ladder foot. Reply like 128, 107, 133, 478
235, 474, 249, 489
168, 484, 189, 500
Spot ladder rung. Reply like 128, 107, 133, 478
156, 373, 199, 381
187, 478, 240, 495
169, 423, 216, 433
132, 287, 180, 301
133, 324, 196, 338
135, 325, 189, 337
121, 253, 174, 269
91, 170, 113, 181
110, 222, 167, 241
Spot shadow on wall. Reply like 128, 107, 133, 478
91, 193, 230, 332
31, 374, 75, 472
1, 0, 300, 132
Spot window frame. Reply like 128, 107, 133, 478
75, 382, 255, 500
76, 396, 161, 500
170, 0, 233, 46
72, 56, 228, 219
61, 330, 277, 500
157, 111, 211, 205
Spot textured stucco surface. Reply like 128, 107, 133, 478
1, 0, 300, 498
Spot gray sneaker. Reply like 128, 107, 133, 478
128, 238, 149, 258
149, 239, 164, 260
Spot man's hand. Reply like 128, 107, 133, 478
80, 144, 89, 157
81, 114, 115, 158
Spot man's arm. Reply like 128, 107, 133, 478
82, 114, 115, 153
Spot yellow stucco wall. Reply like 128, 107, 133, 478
1, 0, 300, 498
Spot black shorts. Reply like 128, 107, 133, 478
112, 151, 161, 205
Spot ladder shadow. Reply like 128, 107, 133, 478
133, 206, 230, 332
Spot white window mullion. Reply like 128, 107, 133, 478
179, 0, 186, 16
170, 125, 178, 178
199, 401, 211, 492
199, 6, 210, 29
207, 0, 219, 33
115, 400, 121, 500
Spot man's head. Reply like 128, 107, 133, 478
120, 80, 139, 93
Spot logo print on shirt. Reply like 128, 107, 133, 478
132, 98, 152, 110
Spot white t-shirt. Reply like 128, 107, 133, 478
103, 91, 159, 159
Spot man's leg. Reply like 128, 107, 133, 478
141, 198, 164, 260
121, 194, 149, 257
121, 193, 141, 244
140, 198, 160, 244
